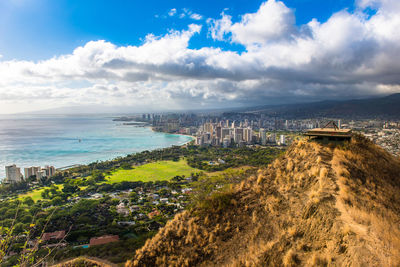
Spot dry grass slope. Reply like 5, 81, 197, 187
126, 135, 400, 267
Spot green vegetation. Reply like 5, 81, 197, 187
0, 144, 285, 266
105, 159, 200, 183
18, 184, 64, 202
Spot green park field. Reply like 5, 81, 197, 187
105, 159, 200, 183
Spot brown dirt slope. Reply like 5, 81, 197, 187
52, 256, 118, 267
126, 135, 400, 267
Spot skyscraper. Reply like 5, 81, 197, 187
260, 128, 267, 145
216, 126, 222, 141
234, 128, 244, 143
244, 128, 253, 144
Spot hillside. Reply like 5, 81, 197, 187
126, 135, 400, 266
243, 93, 400, 119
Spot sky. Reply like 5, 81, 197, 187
0, 0, 399, 114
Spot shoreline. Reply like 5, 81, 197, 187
55, 128, 194, 173
150, 126, 196, 142
1, 124, 194, 180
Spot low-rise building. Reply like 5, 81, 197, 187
42, 230, 66, 242
89, 235, 119, 246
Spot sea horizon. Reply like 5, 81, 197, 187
0, 114, 193, 179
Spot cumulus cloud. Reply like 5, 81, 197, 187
1, 0, 400, 114
209, 0, 295, 46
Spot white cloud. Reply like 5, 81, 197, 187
177, 8, 203, 21
168, 8, 177, 17
209, 0, 295, 46
1, 0, 400, 114
208, 13, 232, 41
190, 13, 203, 20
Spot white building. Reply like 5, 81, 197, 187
244, 128, 253, 144
24, 166, 41, 179
43, 165, 56, 177
5, 165, 23, 183
279, 135, 286, 145
233, 128, 244, 143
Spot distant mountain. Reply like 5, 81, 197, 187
127, 136, 400, 266
244, 93, 400, 119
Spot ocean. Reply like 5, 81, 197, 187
0, 114, 193, 179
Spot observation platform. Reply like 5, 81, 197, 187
305, 121, 352, 141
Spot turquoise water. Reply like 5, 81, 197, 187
0, 114, 192, 179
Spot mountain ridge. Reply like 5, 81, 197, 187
127, 135, 400, 266
241, 93, 400, 119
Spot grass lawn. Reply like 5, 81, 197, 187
18, 184, 64, 202
105, 159, 201, 183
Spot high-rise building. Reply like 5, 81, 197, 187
234, 128, 244, 143
43, 166, 56, 177
216, 126, 222, 141
244, 128, 253, 144
280, 135, 286, 145
221, 128, 231, 141
24, 168, 34, 179
5, 165, 23, 183
260, 128, 267, 145
269, 133, 276, 144
204, 123, 214, 135
24, 166, 55, 179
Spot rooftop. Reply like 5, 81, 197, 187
42, 230, 66, 241
89, 235, 119, 246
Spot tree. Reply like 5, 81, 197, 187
22, 197, 34, 206
62, 184, 80, 195
129, 192, 138, 203
91, 170, 105, 182
41, 189, 50, 199
51, 196, 63, 206
120, 162, 132, 170
21, 215, 33, 224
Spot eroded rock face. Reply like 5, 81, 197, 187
127, 136, 400, 267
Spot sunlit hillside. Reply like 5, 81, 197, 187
127, 135, 400, 266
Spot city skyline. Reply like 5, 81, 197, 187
1, 0, 400, 114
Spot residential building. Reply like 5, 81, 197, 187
24, 166, 41, 179
244, 128, 252, 144
89, 235, 119, 246
5, 165, 23, 183
42, 230, 66, 242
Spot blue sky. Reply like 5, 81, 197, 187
0, 0, 399, 114
1, 0, 355, 61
